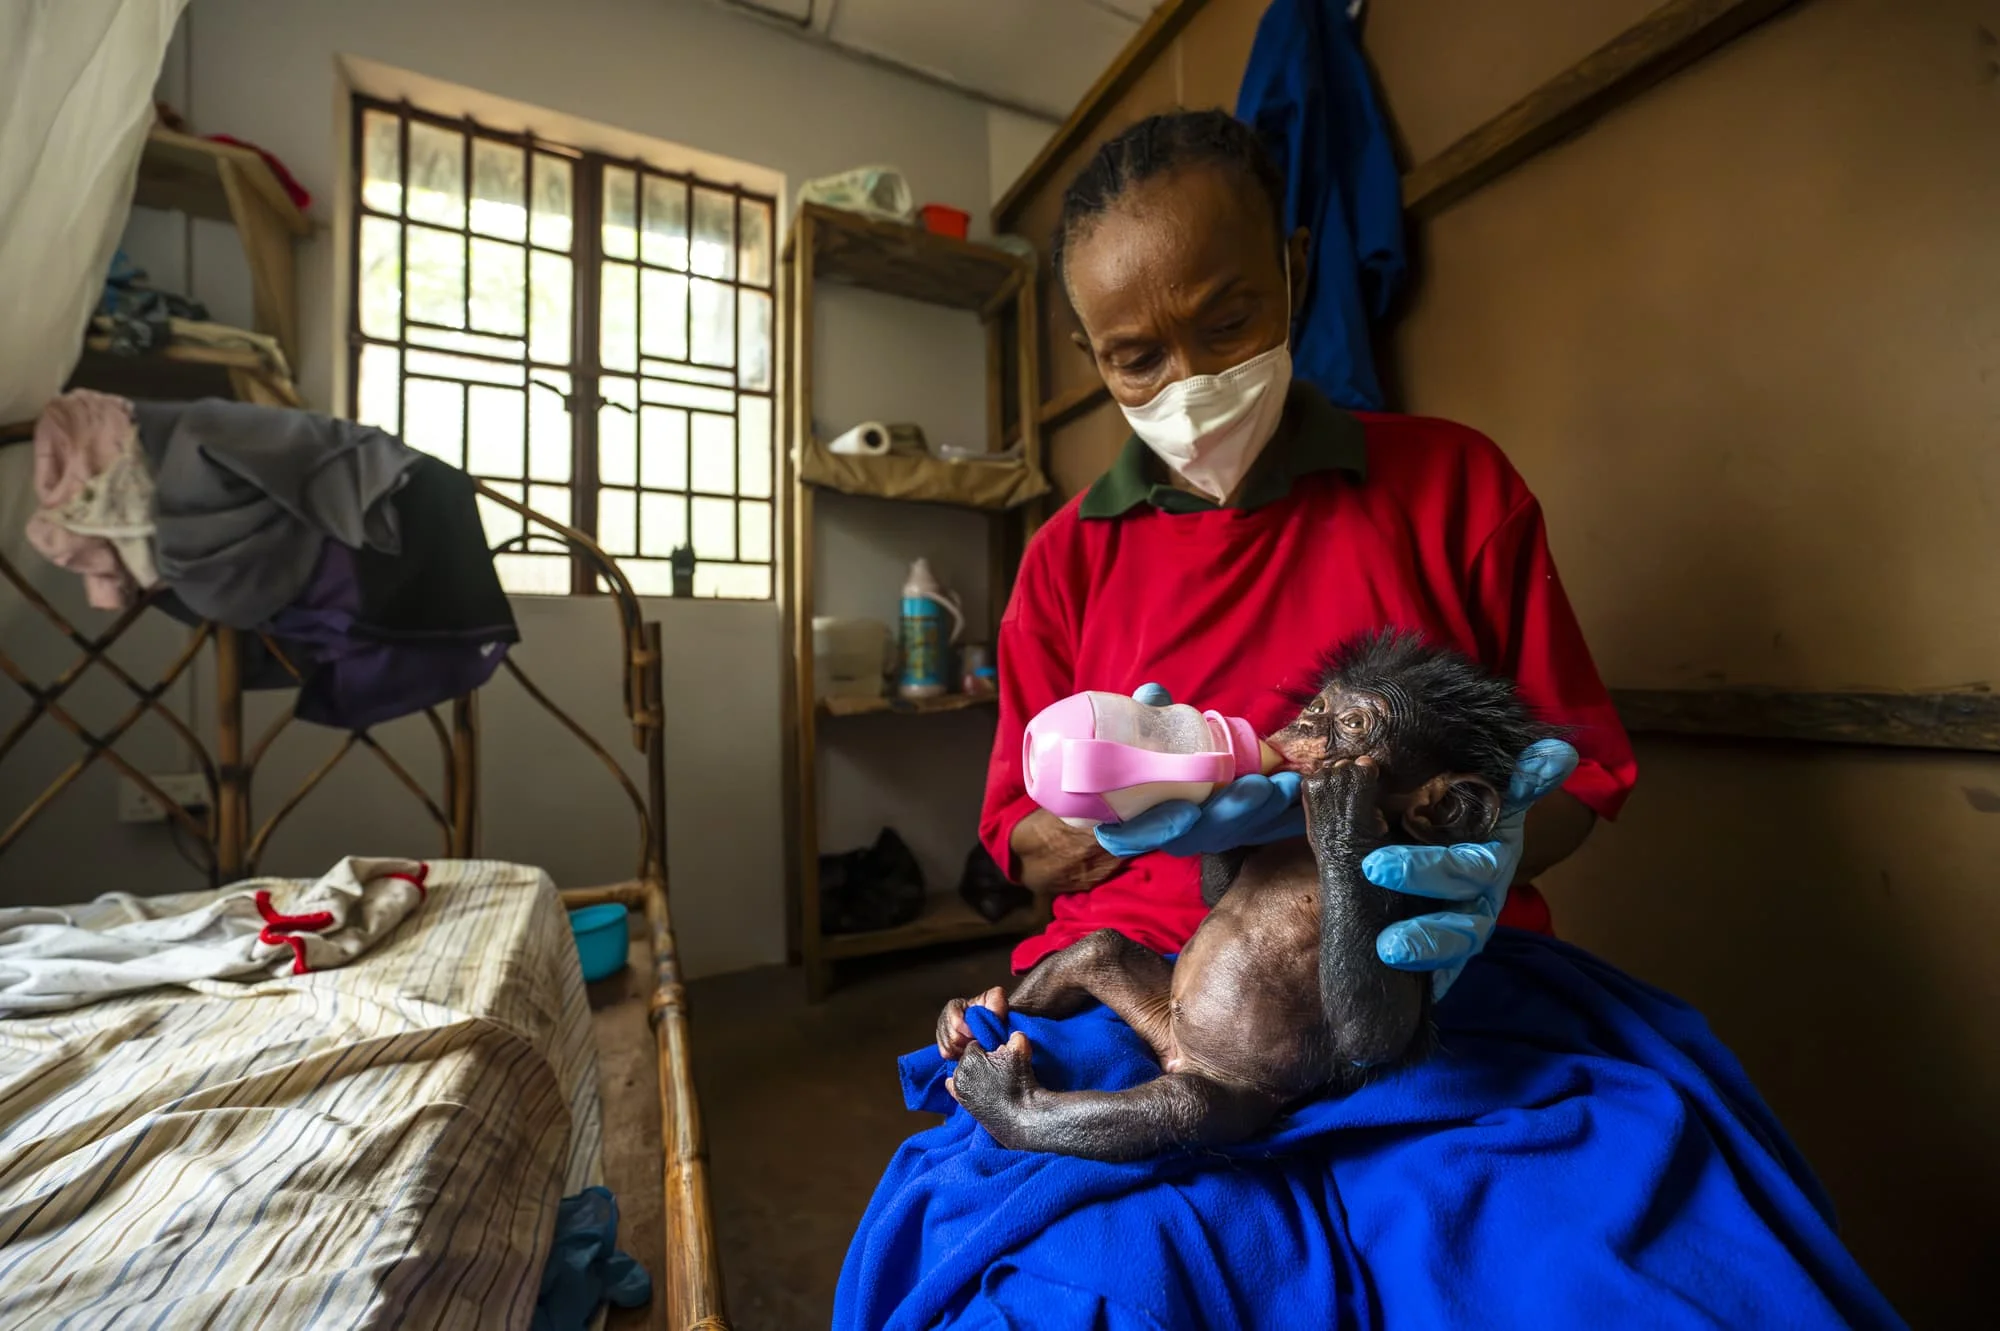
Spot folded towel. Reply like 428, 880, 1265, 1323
0, 857, 429, 1014
836, 929, 1905, 1331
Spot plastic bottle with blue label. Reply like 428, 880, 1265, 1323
897, 558, 965, 699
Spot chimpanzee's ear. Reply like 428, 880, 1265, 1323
1399, 774, 1502, 846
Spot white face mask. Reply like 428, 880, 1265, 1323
1118, 260, 1295, 503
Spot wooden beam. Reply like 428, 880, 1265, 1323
1002, 378, 1111, 450
1612, 688, 2000, 754
993, 0, 1212, 232
1041, 380, 1110, 432
1403, 0, 1810, 220
134, 127, 310, 238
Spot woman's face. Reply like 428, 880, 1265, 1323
1064, 163, 1307, 408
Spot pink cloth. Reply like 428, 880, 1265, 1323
25, 390, 141, 609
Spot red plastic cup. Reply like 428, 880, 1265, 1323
919, 204, 970, 240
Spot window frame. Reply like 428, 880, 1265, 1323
345, 93, 780, 599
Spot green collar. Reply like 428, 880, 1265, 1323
1078, 381, 1368, 519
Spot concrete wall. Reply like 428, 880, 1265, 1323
991, 1, 1995, 1322
0, 0, 999, 980
986, 107, 1057, 211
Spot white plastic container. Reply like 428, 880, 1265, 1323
813, 617, 890, 701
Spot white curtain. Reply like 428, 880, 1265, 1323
0, 0, 189, 425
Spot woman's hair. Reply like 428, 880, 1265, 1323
1052, 109, 1287, 291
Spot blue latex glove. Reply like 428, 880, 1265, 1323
1092, 684, 1307, 859
531, 1186, 652, 1331
1364, 738, 1580, 1000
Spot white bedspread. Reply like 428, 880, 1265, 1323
0, 859, 604, 1330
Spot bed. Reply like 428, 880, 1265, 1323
0, 490, 728, 1330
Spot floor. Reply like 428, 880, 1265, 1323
591, 935, 1016, 1330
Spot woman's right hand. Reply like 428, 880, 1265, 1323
1010, 809, 1123, 897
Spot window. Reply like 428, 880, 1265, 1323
348, 96, 778, 598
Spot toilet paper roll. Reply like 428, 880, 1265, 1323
827, 421, 892, 456
826, 421, 927, 456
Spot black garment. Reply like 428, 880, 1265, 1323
349, 456, 517, 646
155, 455, 519, 729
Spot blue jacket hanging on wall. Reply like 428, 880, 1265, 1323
1236, 0, 1405, 411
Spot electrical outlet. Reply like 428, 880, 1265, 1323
118, 773, 211, 824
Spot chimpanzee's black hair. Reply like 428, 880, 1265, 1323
1052, 109, 1287, 293
1289, 629, 1564, 792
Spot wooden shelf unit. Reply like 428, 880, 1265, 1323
821, 894, 1037, 962
781, 204, 1049, 1001
817, 691, 997, 719
128, 125, 310, 371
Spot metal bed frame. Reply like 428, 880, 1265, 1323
0, 483, 727, 1331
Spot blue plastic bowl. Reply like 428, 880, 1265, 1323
569, 903, 629, 983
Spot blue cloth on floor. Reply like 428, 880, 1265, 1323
1236, 0, 1405, 411
833, 930, 1907, 1331
533, 1187, 652, 1331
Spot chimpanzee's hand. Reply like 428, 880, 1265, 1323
1093, 684, 1307, 859
937, 986, 1009, 1059
1361, 738, 1579, 999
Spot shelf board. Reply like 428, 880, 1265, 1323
72, 339, 303, 408
817, 692, 997, 719
132, 126, 310, 237
801, 472, 1036, 514
820, 894, 1035, 962
1612, 686, 2000, 754
795, 202, 1027, 311
1401, 0, 1808, 221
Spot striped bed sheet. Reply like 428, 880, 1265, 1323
0, 859, 604, 1330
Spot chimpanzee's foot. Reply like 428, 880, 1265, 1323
954, 1037, 1283, 1161
946, 1030, 1041, 1127
936, 985, 1009, 1059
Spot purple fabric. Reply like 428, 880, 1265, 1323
265, 541, 510, 730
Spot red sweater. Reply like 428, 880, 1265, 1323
982, 399, 1637, 974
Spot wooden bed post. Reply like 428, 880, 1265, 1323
633, 620, 728, 1329
214, 626, 247, 881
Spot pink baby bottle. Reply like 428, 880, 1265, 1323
1022, 691, 1286, 828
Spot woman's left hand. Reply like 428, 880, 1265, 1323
1360, 739, 1579, 999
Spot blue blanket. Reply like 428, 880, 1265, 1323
834, 930, 1905, 1330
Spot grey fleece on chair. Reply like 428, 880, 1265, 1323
136, 397, 420, 626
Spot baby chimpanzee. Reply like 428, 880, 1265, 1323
937, 630, 1557, 1161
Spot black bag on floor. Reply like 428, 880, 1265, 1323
819, 827, 925, 935
957, 843, 1030, 923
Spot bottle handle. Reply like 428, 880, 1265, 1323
1059, 740, 1231, 796
935, 592, 966, 645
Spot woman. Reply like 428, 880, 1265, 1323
980, 110, 1637, 995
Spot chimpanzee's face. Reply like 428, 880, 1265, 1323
1270, 685, 1405, 776
1269, 682, 1503, 848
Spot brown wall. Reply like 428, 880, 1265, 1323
1379, 4, 1999, 1321
1005, 1, 1999, 1324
